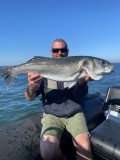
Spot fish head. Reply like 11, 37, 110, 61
92, 58, 113, 74
78, 58, 101, 80
79, 57, 113, 80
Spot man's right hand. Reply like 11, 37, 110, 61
28, 72, 43, 86
25, 72, 43, 101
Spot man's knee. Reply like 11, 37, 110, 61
74, 134, 91, 149
73, 134, 93, 160
40, 135, 60, 159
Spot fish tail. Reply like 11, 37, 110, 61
0, 67, 15, 88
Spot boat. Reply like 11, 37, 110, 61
0, 86, 120, 160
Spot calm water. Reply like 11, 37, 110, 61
0, 63, 120, 127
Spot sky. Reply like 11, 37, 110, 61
0, 0, 120, 66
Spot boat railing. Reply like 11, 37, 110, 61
104, 86, 120, 119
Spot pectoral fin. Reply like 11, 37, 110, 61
87, 73, 102, 80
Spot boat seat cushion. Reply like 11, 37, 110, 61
90, 118, 120, 160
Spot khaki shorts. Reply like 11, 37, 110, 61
41, 112, 89, 140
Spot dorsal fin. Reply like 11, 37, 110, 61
26, 56, 44, 63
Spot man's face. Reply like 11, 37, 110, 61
51, 41, 68, 58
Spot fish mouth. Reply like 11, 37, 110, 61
105, 67, 114, 73
105, 64, 114, 73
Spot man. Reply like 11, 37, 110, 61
25, 39, 93, 160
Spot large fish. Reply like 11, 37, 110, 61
0, 56, 113, 88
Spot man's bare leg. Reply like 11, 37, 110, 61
73, 134, 94, 160
40, 135, 67, 160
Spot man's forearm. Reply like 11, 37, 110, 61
24, 84, 37, 101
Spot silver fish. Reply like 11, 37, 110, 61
0, 56, 113, 88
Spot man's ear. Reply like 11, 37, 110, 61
66, 49, 69, 56
50, 50, 53, 56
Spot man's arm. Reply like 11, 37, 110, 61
24, 72, 42, 101
25, 84, 37, 101
72, 77, 91, 100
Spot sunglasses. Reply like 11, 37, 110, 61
52, 48, 68, 53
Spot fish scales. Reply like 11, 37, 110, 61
0, 56, 113, 88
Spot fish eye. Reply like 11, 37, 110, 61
102, 60, 106, 65
83, 59, 89, 66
